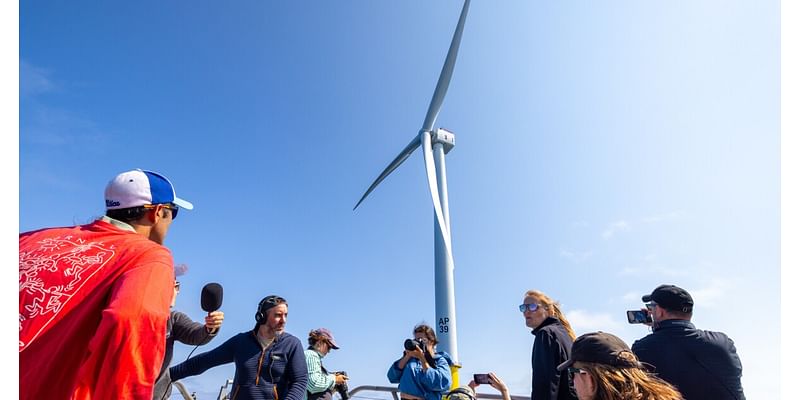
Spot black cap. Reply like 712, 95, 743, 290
557, 332, 641, 371
642, 284, 694, 313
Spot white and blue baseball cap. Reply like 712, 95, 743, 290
104, 169, 194, 210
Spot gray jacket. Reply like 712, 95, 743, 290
153, 311, 217, 400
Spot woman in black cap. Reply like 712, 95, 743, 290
557, 332, 683, 400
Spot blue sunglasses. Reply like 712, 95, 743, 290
518, 303, 542, 312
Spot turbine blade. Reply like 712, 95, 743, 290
421, 0, 471, 132
421, 131, 452, 247
353, 136, 421, 210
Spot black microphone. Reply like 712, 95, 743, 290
184, 283, 224, 364
201, 282, 223, 313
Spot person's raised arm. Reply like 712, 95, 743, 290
170, 335, 237, 381
172, 311, 221, 346
388, 351, 414, 383
468, 372, 510, 400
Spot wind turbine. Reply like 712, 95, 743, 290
354, 0, 471, 369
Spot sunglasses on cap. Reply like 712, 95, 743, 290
518, 303, 542, 312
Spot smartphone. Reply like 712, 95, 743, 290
473, 374, 490, 385
626, 310, 652, 324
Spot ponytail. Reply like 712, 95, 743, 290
550, 303, 576, 340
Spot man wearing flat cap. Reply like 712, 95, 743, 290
632, 284, 746, 400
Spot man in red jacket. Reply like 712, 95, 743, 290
19, 169, 194, 400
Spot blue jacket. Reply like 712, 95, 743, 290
632, 319, 745, 400
387, 351, 453, 400
170, 331, 308, 400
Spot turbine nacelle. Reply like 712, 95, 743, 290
430, 128, 456, 154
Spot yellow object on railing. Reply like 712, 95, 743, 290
449, 363, 462, 390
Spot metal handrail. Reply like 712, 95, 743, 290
347, 385, 528, 400
173, 382, 527, 400
173, 381, 195, 399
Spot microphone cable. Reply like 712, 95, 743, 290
160, 318, 216, 400
185, 324, 215, 360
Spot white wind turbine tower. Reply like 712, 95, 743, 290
354, 0, 471, 369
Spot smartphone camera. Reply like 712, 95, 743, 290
626, 310, 652, 324
473, 374, 490, 385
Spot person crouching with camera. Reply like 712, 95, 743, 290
387, 324, 454, 400
305, 328, 349, 400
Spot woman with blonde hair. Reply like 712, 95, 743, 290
557, 332, 683, 400
521, 290, 577, 400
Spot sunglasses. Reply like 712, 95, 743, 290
518, 303, 542, 313
567, 367, 588, 397
645, 302, 658, 310
174, 281, 181, 291
144, 203, 179, 220
567, 367, 588, 382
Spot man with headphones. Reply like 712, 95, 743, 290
632, 284, 746, 400
170, 295, 308, 400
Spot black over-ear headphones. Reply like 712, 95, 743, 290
254, 295, 284, 325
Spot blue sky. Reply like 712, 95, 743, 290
17, 1, 784, 398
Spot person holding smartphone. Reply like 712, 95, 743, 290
631, 284, 745, 400
520, 290, 577, 400
467, 372, 510, 400
387, 324, 454, 400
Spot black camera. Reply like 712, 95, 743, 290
403, 338, 436, 367
404, 338, 427, 351
333, 371, 349, 400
